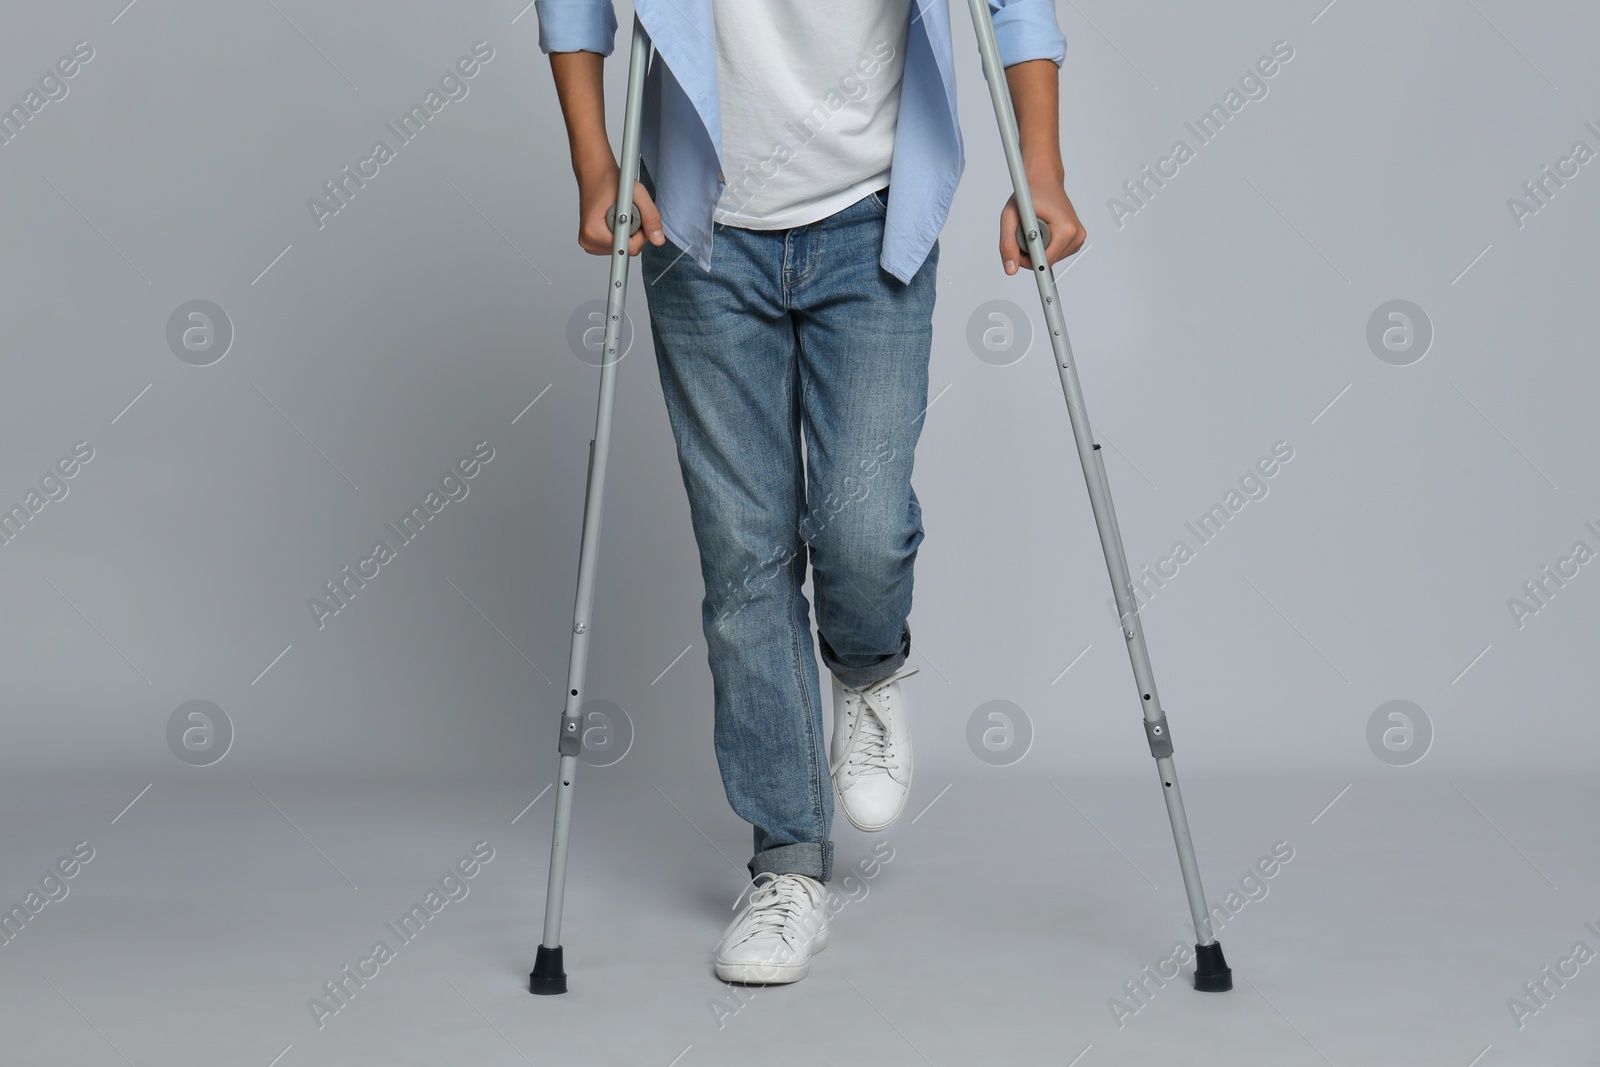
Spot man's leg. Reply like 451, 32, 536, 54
790, 185, 938, 690
639, 165, 834, 885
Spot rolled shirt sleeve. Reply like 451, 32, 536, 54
989, 0, 1067, 68
533, 0, 618, 56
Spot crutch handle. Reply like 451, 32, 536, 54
1015, 217, 1051, 252
606, 202, 643, 237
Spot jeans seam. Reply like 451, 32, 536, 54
781, 231, 794, 308
786, 333, 828, 869
790, 538, 828, 861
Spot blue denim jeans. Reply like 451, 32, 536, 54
639, 162, 938, 884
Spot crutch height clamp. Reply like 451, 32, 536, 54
559, 715, 582, 757
1143, 714, 1173, 759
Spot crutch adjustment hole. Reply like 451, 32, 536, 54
1143, 694, 1151, 700
1164, 781, 1171, 787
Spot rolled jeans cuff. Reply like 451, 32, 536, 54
823, 624, 912, 690
749, 841, 832, 884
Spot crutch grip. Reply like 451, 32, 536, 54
1015, 217, 1051, 252
606, 202, 643, 237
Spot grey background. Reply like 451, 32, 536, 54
2, 1, 1596, 1065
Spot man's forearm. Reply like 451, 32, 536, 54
1005, 58, 1063, 181
549, 50, 615, 181
997, 54, 1083, 271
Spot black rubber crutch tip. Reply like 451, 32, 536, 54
529, 944, 568, 995
1014, 217, 1051, 252
1192, 940, 1232, 992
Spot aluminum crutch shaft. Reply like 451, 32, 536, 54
963, 0, 1232, 992
530, 12, 652, 997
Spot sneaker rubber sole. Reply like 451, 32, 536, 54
714, 928, 829, 984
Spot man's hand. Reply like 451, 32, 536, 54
549, 49, 666, 258
998, 164, 1086, 275
999, 58, 1084, 275
577, 163, 666, 257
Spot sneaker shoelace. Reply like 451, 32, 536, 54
730, 874, 821, 953
835, 702, 894, 779
831, 665, 918, 780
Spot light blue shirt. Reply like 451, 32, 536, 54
534, 0, 1066, 283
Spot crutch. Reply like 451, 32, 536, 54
530, 12, 650, 996
964, 0, 1233, 992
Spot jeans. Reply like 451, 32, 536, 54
639, 162, 938, 884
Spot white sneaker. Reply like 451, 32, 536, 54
713, 872, 829, 984
829, 663, 919, 832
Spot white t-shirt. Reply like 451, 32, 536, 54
710, 0, 912, 229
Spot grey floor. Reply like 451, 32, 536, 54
2, 767, 1595, 1066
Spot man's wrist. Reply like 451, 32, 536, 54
572, 143, 618, 185
1024, 155, 1065, 186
